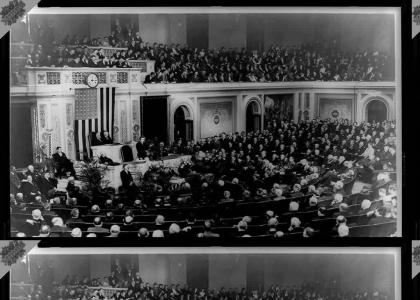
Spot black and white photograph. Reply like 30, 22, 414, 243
9, 247, 401, 300
9, 7, 402, 238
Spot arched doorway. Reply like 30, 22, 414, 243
366, 99, 387, 122
246, 101, 262, 133
174, 105, 193, 142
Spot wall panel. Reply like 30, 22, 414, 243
209, 254, 247, 290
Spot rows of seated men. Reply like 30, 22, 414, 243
12, 263, 391, 300
10, 180, 397, 238
18, 20, 392, 82
10, 118, 397, 238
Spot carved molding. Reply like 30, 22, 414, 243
51, 104, 61, 151
121, 109, 128, 142
39, 104, 46, 129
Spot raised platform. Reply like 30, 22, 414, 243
102, 154, 191, 189
91, 142, 137, 164
56, 155, 192, 192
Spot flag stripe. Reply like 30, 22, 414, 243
81, 119, 87, 160
97, 88, 102, 133
100, 88, 104, 131
77, 120, 83, 161
106, 87, 110, 133
111, 87, 116, 139
85, 119, 92, 157
88, 119, 93, 157
74, 120, 80, 160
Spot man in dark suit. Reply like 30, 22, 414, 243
68, 56, 83, 67
121, 164, 139, 200
120, 164, 134, 188
25, 165, 39, 182
52, 147, 76, 178
136, 136, 148, 159
91, 132, 104, 146
37, 172, 57, 197
102, 131, 113, 144
144, 72, 156, 83
10, 165, 21, 195
20, 175, 41, 202
87, 217, 110, 234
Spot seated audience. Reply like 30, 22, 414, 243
10, 118, 397, 238
15, 20, 393, 83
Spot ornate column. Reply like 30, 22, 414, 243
31, 104, 40, 163
65, 102, 75, 160
293, 92, 299, 123
355, 90, 363, 123
35, 102, 52, 163
309, 92, 316, 119
132, 97, 141, 142
115, 100, 129, 144
50, 103, 62, 155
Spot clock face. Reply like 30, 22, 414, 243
86, 73, 99, 88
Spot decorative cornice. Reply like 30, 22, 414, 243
11, 69, 397, 100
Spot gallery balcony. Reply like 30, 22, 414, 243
10, 62, 155, 94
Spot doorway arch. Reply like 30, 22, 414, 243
174, 105, 193, 142
366, 99, 388, 122
246, 100, 262, 133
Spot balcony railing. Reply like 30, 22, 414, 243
11, 63, 155, 89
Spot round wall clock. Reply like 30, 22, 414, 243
86, 73, 99, 88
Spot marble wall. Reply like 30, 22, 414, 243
319, 98, 353, 120
199, 99, 234, 138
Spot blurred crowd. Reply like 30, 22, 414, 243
12, 261, 391, 300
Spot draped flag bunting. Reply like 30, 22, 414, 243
74, 87, 115, 161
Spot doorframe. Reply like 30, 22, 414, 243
364, 97, 390, 122
245, 98, 262, 133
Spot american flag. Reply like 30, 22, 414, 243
74, 87, 115, 161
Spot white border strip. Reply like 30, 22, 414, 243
28, 246, 399, 255
394, 8, 402, 237
27, 7, 398, 15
